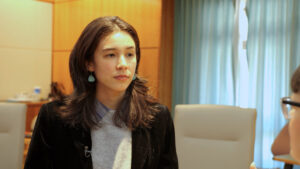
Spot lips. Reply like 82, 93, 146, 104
114, 75, 129, 81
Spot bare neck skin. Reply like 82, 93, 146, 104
96, 87, 125, 110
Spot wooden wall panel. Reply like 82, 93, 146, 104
52, 51, 73, 93
53, 0, 161, 51
139, 48, 159, 98
53, 0, 101, 51
52, 0, 162, 98
159, 0, 174, 109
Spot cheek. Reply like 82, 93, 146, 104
131, 59, 137, 71
290, 117, 300, 133
289, 117, 300, 149
290, 122, 300, 162
94, 62, 114, 77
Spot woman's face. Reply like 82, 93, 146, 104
88, 31, 137, 93
289, 92, 300, 161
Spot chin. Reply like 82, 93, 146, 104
111, 85, 130, 93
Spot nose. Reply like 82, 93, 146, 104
116, 55, 128, 70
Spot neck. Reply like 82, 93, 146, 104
96, 88, 125, 110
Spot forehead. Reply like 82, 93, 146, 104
98, 31, 136, 49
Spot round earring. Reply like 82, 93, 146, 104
132, 74, 136, 80
88, 73, 95, 83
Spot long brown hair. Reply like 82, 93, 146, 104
61, 16, 159, 130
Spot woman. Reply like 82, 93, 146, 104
24, 16, 178, 169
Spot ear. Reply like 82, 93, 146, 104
86, 61, 95, 72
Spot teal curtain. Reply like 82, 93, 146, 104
173, 0, 300, 168
172, 0, 235, 110
247, 0, 300, 168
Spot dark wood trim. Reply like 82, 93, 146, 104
159, 0, 174, 110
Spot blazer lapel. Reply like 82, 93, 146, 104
70, 126, 92, 169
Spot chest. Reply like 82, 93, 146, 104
91, 125, 132, 169
49, 124, 162, 169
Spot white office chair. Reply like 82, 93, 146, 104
0, 102, 26, 169
174, 104, 256, 169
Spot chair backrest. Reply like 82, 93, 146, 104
0, 102, 26, 169
174, 104, 256, 169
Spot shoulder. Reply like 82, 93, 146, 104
30, 100, 67, 146
37, 100, 64, 126
41, 100, 64, 113
151, 103, 173, 129
43, 100, 64, 111
155, 104, 172, 120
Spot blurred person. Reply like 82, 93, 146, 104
272, 66, 300, 161
250, 65, 300, 168
287, 66, 300, 161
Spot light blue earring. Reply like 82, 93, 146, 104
88, 72, 95, 83
132, 74, 136, 80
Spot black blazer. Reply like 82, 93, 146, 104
24, 101, 178, 169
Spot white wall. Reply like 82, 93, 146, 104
0, 0, 52, 100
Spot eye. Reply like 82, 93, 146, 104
105, 53, 115, 58
126, 52, 135, 57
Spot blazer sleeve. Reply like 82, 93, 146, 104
158, 106, 179, 169
24, 103, 54, 169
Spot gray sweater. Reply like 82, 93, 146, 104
91, 102, 132, 169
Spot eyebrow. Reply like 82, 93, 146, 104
102, 46, 135, 51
